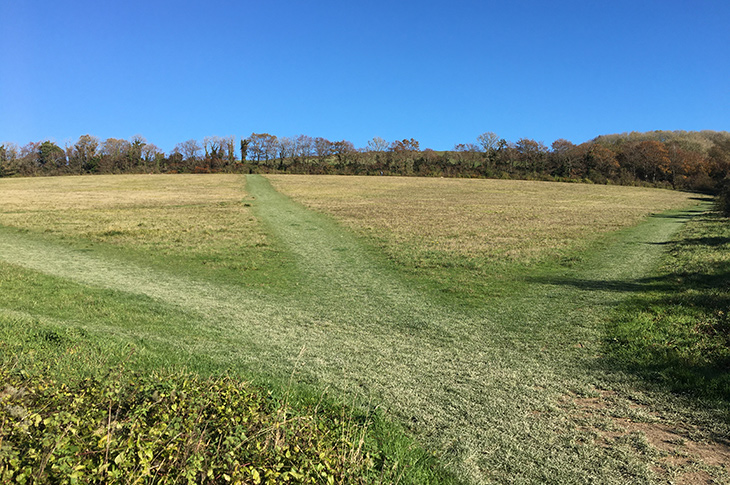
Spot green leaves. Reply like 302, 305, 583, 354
0, 368, 381, 484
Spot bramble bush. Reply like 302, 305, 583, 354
0, 367, 380, 484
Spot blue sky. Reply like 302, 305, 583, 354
1, 0, 728, 153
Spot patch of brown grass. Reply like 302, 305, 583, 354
266, 175, 696, 265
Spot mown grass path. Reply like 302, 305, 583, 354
0, 174, 709, 483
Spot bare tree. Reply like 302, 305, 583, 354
477, 132, 499, 152
174, 139, 202, 162
100, 138, 132, 172
247, 133, 278, 164
295, 135, 314, 161
314, 137, 332, 162
203, 136, 223, 158
366, 136, 389, 152
278, 136, 296, 161
142, 143, 162, 172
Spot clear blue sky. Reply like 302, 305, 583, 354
1, 0, 728, 153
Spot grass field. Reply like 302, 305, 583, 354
0, 173, 727, 483
266, 174, 695, 261
266, 174, 699, 304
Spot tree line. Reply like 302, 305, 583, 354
1, 130, 729, 192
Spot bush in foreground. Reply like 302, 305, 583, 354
0, 368, 381, 484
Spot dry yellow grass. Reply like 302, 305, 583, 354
0, 174, 246, 211
0, 173, 697, 270
0, 174, 267, 266
266, 175, 697, 265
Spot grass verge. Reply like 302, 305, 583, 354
605, 210, 730, 402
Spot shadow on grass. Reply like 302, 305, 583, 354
646, 206, 709, 220
664, 236, 730, 247
533, 219, 730, 404
532, 262, 730, 294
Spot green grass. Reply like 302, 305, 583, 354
0, 251, 454, 484
605, 212, 730, 401
0, 174, 727, 483
0, 174, 293, 290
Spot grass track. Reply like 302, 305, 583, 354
0, 174, 721, 483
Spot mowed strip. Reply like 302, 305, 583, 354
0, 174, 707, 483
247, 175, 709, 483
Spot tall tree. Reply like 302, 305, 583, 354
127, 135, 147, 172
390, 138, 420, 152
551, 139, 578, 177
388, 139, 420, 174
278, 137, 296, 161
174, 139, 202, 163
0, 142, 19, 176
515, 138, 548, 172
70, 134, 100, 173
142, 143, 163, 172
203, 136, 225, 170
619, 141, 670, 182
708, 138, 730, 182
224, 136, 236, 166
366, 136, 389, 153
247, 133, 278, 164
100, 138, 132, 173
477, 132, 499, 152
331, 140, 356, 169
240, 138, 249, 162
585, 144, 619, 180
314, 137, 332, 163
38, 141, 67, 173
295, 135, 314, 162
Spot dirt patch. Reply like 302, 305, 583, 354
571, 389, 730, 483
670, 470, 715, 485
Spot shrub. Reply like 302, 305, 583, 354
0, 368, 380, 484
